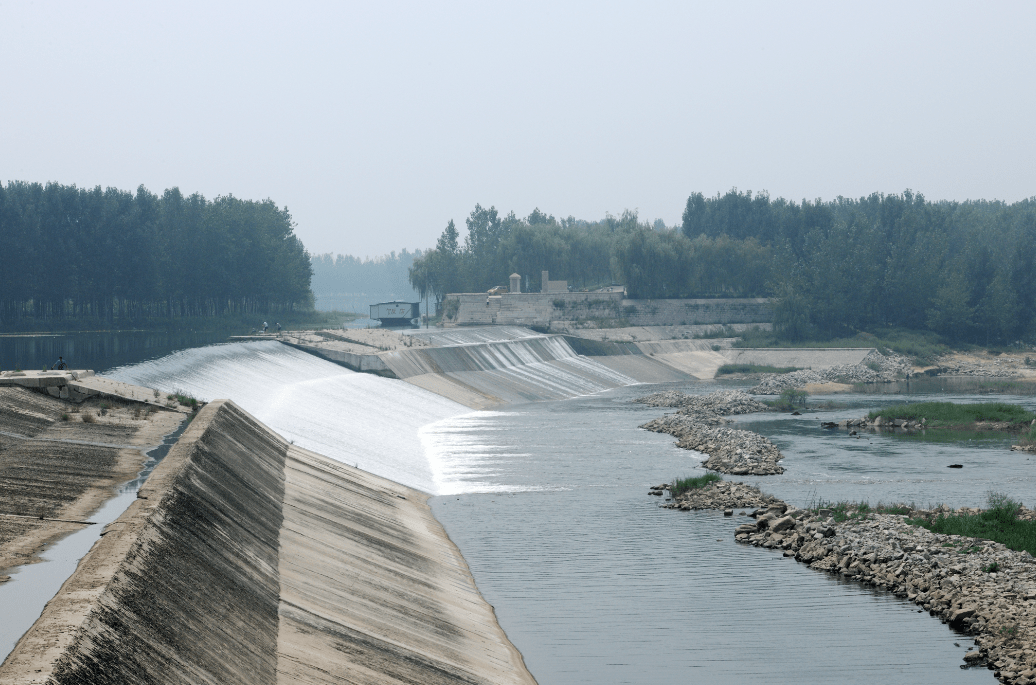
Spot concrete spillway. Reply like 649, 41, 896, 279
381, 335, 638, 408
0, 401, 535, 684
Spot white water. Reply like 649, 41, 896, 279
109, 341, 468, 493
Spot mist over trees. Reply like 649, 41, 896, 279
0, 181, 313, 326
410, 191, 1036, 345
309, 250, 424, 313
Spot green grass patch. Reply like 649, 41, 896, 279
867, 401, 1034, 427
908, 492, 1036, 557
670, 473, 722, 497
762, 387, 809, 411
173, 390, 200, 410
716, 364, 801, 376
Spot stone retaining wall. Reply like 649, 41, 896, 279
445, 292, 772, 328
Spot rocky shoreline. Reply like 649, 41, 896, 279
749, 350, 911, 394
729, 501, 1036, 683
637, 390, 785, 475
653, 479, 782, 511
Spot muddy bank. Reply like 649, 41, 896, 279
0, 400, 535, 684
0, 386, 185, 582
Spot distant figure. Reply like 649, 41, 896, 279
486, 297, 490, 307
263, 321, 269, 333
276, 322, 281, 332
52, 356, 68, 370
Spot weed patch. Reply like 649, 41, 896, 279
908, 492, 1036, 557
670, 473, 722, 498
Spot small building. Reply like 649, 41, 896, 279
369, 301, 420, 327
541, 270, 568, 293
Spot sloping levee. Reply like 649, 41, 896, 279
277, 446, 534, 684
380, 336, 640, 406
721, 347, 876, 369
0, 401, 536, 685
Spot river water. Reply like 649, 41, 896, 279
6, 339, 1021, 682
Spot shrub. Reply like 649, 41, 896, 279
81, 412, 96, 424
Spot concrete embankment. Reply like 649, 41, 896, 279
0, 386, 185, 582
1, 400, 536, 684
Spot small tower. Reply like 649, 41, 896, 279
510, 273, 521, 294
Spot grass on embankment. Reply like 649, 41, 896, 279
715, 364, 801, 376
909, 493, 1036, 558
867, 401, 1035, 428
671, 473, 722, 497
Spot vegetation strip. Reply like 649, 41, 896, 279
715, 364, 799, 376
868, 401, 1035, 428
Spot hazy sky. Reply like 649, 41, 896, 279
2, 1, 1033, 258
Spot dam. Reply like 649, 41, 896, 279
0, 330, 1003, 683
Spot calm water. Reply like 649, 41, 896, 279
0, 330, 232, 374
426, 382, 1007, 684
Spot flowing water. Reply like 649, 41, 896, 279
5, 339, 1023, 682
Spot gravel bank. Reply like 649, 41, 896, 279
749, 350, 911, 394
736, 503, 1036, 684
637, 390, 785, 475
657, 480, 780, 511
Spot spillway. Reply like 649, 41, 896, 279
383, 333, 639, 406
108, 341, 468, 493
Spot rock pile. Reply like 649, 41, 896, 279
737, 504, 1036, 682
664, 480, 779, 511
641, 415, 785, 475
634, 389, 768, 415
750, 351, 911, 395
638, 390, 784, 475
934, 359, 1016, 377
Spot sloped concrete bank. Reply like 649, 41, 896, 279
0, 400, 536, 685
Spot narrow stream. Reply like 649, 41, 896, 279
0, 420, 190, 661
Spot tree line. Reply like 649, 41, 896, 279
409, 190, 1036, 345
408, 205, 771, 312
0, 181, 313, 327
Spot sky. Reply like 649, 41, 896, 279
1, 1, 1034, 258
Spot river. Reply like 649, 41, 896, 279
4, 336, 1020, 682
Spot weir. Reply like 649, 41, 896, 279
381, 334, 639, 407
0, 401, 535, 684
